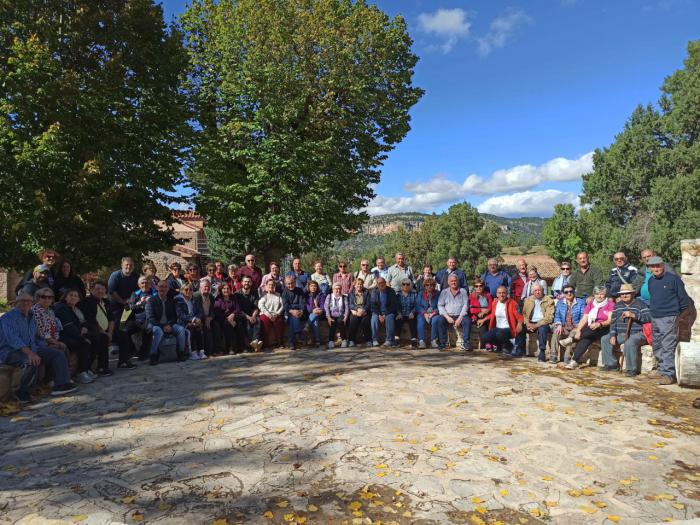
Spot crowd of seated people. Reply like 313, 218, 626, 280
0, 248, 694, 404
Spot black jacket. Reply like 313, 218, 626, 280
145, 294, 178, 330
79, 296, 113, 332
54, 303, 86, 345
193, 292, 215, 323
370, 288, 398, 315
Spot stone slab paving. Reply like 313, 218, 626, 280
0, 347, 699, 525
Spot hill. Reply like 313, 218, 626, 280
331, 212, 547, 260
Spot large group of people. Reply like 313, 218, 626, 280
0, 247, 694, 404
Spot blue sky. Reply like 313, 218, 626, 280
161, 0, 700, 217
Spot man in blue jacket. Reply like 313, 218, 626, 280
435, 257, 467, 291
481, 258, 511, 298
647, 256, 693, 385
370, 278, 397, 347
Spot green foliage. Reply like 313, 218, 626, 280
547, 40, 700, 266
182, 0, 423, 265
0, 0, 190, 271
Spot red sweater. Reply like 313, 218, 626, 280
468, 292, 493, 321
487, 298, 523, 337
511, 274, 526, 300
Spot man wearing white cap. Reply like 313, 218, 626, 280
647, 256, 693, 385
19, 265, 51, 297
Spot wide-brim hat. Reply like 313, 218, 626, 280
617, 283, 636, 295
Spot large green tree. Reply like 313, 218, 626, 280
182, 0, 423, 264
0, 0, 190, 271
545, 40, 700, 265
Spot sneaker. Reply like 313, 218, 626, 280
559, 336, 573, 347
97, 368, 114, 376
411, 338, 417, 346
51, 382, 78, 396
602, 365, 620, 372
327, 341, 335, 350
15, 391, 32, 404
484, 343, 493, 351
198, 350, 208, 360
549, 358, 558, 364
537, 351, 546, 362
85, 370, 98, 380
75, 371, 94, 384
117, 361, 136, 370
109, 344, 120, 356
382, 341, 392, 348
418, 340, 426, 349
624, 371, 638, 377
254, 340, 264, 352
149, 355, 159, 366
348, 341, 356, 348
341, 340, 348, 348
189, 351, 201, 361
565, 360, 579, 370
430, 339, 439, 349
658, 375, 676, 385
372, 340, 380, 347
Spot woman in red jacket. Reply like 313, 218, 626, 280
482, 286, 523, 356
468, 278, 493, 350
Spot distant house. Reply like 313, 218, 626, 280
146, 211, 210, 275
501, 254, 560, 284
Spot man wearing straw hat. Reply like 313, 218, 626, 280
600, 283, 651, 377
647, 256, 693, 385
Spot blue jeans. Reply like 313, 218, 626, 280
601, 331, 646, 372
435, 315, 469, 347
516, 325, 550, 356
371, 313, 395, 343
4, 347, 72, 394
308, 312, 325, 344
417, 314, 440, 343
286, 315, 305, 345
150, 324, 186, 356
482, 328, 514, 352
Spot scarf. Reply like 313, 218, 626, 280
587, 298, 608, 325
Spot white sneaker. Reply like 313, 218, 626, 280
348, 341, 355, 348
189, 351, 200, 361
341, 340, 348, 348
418, 340, 426, 349
565, 360, 579, 370
327, 341, 335, 349
85, 370, 97, 380
559, 336, 574, 347
252, 339, 263, 352
75, 371, 94, 384
198, 350, 208, 360
431, 339, 439, 349
372, 340, 380, 347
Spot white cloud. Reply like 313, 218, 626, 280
417, 8, 471, 53
364, 152, 593, 216
477, 190, 581, 217
476, 8, 532, 57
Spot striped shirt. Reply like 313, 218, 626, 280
0, 308, 44, 363
609, 298, 651, 337
398, 291, 417, 317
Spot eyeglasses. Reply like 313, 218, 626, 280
425, 283, 435, 287
563, 290, 574, 295
339, 264, 346, 268
361, 263, 369, 266
474, 284, 483, 288
207, 269, 215, 273
401, 283, 411, 286
613, 257, 625, 261
561, 267, 571, 271
619, 292, 632, 296
44, 255, 56, 259
39, 294, 54, 299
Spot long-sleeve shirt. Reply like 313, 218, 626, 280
260, 273, 284, 294
435, 268, 467, 291
324, 294, 349, 322
397, 291, 417, 317
332, 272, 354, 295
605, 263, 639, 297
438, 288, 468, 318
648, 271, 692, 318
0, 308, 45, 363
282, 287, 307, 316
353, 270, 377, 290
553, 298, 586, 329
481, 270, 511, 297
387, 264, 415, 292
310, 272, 331, 294
258, 293, 284, 317
609, 299, 651, 337
568, 265, 605, 298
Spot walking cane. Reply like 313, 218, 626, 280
619, 317, 633, 369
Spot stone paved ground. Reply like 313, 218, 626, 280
1, 347, 699, 525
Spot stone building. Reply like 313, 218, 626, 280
145, 211, 210, 276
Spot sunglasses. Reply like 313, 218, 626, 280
401, 283, 411, 286
561, 267, 571, 270
619, 292, 632, 296
339, 265, 346, 268
563, 290, 574, 295
39, 294, 54, 299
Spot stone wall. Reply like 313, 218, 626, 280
680, 239, 700, 342
0, 269, 21, 303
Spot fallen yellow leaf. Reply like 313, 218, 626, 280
671, 503, 685, 509
607, 516, 621, 523
545, 501, 557, 508
499, 489, 509, 496
648, 455, 659, 460
470, 496, 485, 504
277, 500, 289, 508
121, 496, 136, 504
307, 504, 318, 512
375, 463, 387, 469
582, 487, 598, 496
275, 428, 285, 433
541, 475, 553, 481
594, 501, 608, 508
213, 519, 229, 525
568, 489, 581, 497
72, 516, 88, 523
132, 511, 145, 522
529, 508, 543, 518
579, 505, 598, 514
263, 511, 274, 519
375, 471, 387, 477
348, 501, 362, 511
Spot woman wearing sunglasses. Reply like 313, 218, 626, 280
550, 284, 586, 364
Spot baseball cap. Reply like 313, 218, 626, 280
34, 264, 50, 273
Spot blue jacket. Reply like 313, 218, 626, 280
553, 298, 586, 327
435, 268, 467, 291
415, 291, 440, 316
370, 287, 398, 315
0, 308, 45, 364
145, 294, 178, 331
175, 294, 202, 326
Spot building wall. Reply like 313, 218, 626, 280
680, 239, 700, 343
